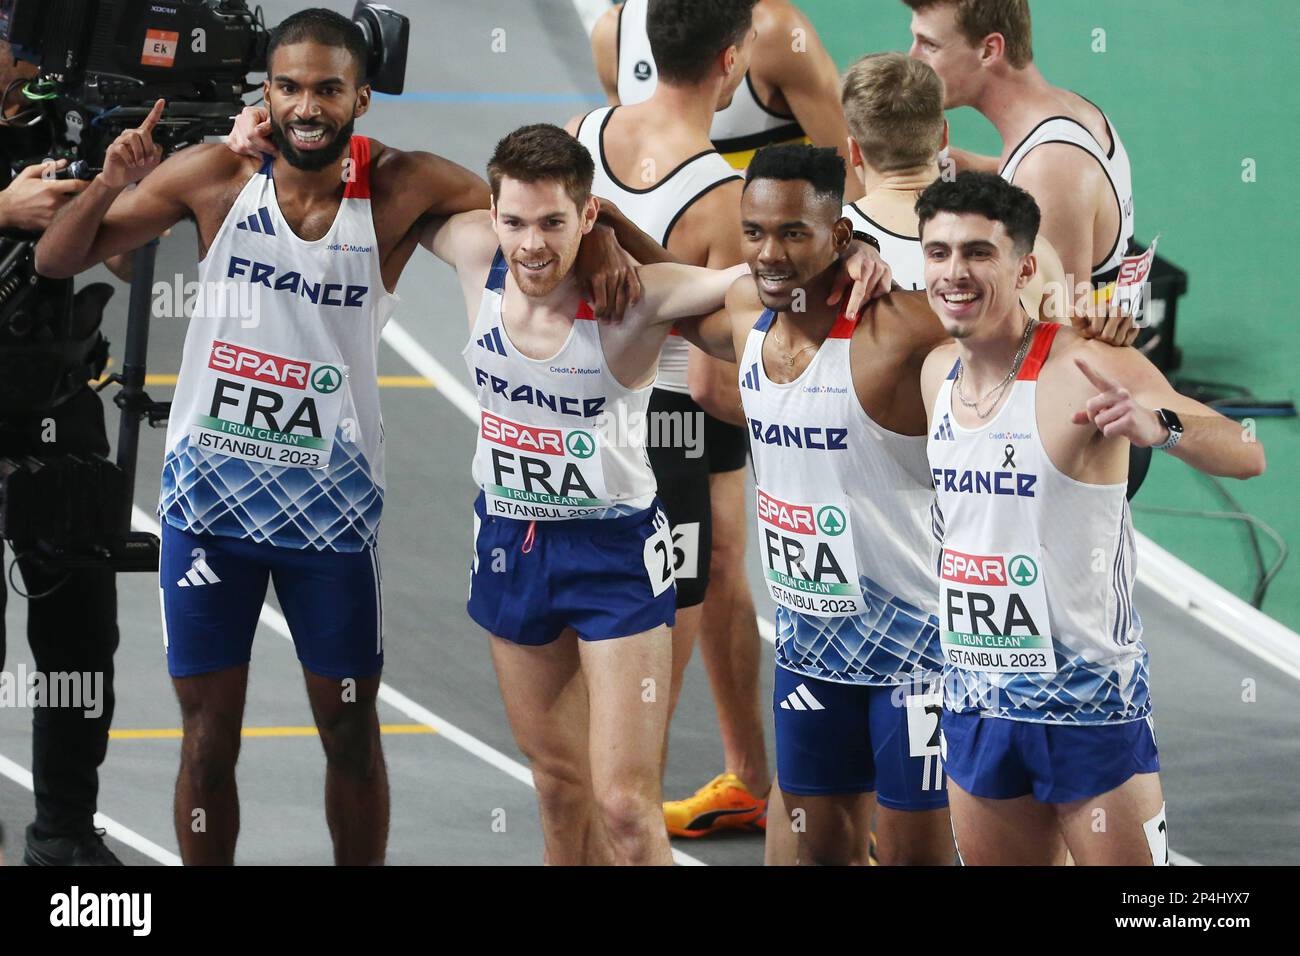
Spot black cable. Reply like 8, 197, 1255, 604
6, 551, 71, 601
1132, 501, 1288, 610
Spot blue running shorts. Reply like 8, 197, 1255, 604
159, 522, 383, 679
467, 492, 676, 645
940, 710, 1160, 804
774, 666, 949, 810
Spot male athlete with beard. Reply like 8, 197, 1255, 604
36, 9, 630, 865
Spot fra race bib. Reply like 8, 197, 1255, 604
477, 410, 612, 519
939, 547, 1057, 675
191, 340, 345, 470
756, 489, 866, 618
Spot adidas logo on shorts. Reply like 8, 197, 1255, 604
779, 683, 825, 711
177, 557, 222, 588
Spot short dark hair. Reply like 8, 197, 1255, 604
744, 144, 845, 208
648, 0, 758, 86
487, 124, 595, 210
267, 8, 369, 83
915, 171, 1040, 254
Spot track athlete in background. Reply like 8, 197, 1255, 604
571, 0, 770, 840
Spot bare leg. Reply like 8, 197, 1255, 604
488, 631, 608, 865
662, 604, 702, 776
697, 467, 769, 793
303, 669, 389, 865
874, 805, 954, 865
781, 789, 874, 866
582, 625, 674, 865
947, 778, 1063, 865
1057, 772, 1165, 866
172, 666, 248, 865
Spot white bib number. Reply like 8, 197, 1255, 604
476, 410, 611, 520
191, 339, 345, 470
938, 547, 1057, 675
642, 511, 675, 597
756, 489, 865, 618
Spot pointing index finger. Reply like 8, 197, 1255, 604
141, 98, 166, 132
1074, 356, 1117, 393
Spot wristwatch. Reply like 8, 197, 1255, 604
850, 230, 881, 252
1153, 408, 1183, 450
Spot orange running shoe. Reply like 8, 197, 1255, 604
663, 772, 767, 838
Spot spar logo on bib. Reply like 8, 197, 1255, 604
565, 431, 595, 459
311, 365, 343, 394
817, 506, 846, 536
1008, 555, 1037, 586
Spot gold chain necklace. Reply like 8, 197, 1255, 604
955, 318, 1038, 419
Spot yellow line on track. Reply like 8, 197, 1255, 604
110, 724, 436, 740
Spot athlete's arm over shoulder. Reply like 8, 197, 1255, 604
1066, 337, 1266, 480
380, 147, 491, 221
419, 207, 498, 275
590, 4, 623, 105
674, 274, 754, 363
635, 261, 749, 327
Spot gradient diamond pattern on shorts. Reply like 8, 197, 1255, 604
943, 622, 1151, 725
159, 433, 383, 552
774, 573, 943, 685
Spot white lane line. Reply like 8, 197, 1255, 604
0, 752, 182, 866
132, 504, 704, 867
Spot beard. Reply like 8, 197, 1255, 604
270, 115, 355, 171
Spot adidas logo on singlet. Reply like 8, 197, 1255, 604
741, 363, 760, 391
933, 414, 955, 442
779, 683, 825, 711
234, 206, 277, 236
476, 327, 507, 355
176, 557, 221, 588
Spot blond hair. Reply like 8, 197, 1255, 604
841, 52, 945, 173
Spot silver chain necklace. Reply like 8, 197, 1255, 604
955, 318, 1038, 419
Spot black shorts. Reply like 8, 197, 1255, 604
647, 389, 711, 608
705, 409, 749, 474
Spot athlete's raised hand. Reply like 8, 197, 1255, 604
100, 99, 166, 189
227, 105, 277, 158
1070, 357, 1166, 446
828, 239, 893, 318
575, 222, 643, 322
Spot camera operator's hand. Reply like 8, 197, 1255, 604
0, 159, 89, 232
227, 105, 277, 158
99, 99, 166, 190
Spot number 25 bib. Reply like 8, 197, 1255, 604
938, 547, 1058, 675
756, 488, 866, 618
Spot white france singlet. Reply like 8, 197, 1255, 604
614, 0, 806, 170
739, 308, 942, 685
464, 250, 657, 520
842, 201, 925, 291
160, 136, 397, 552
576, 106, 740, 395
927, 323, 1149, 724
1000, 104, 1136, 282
